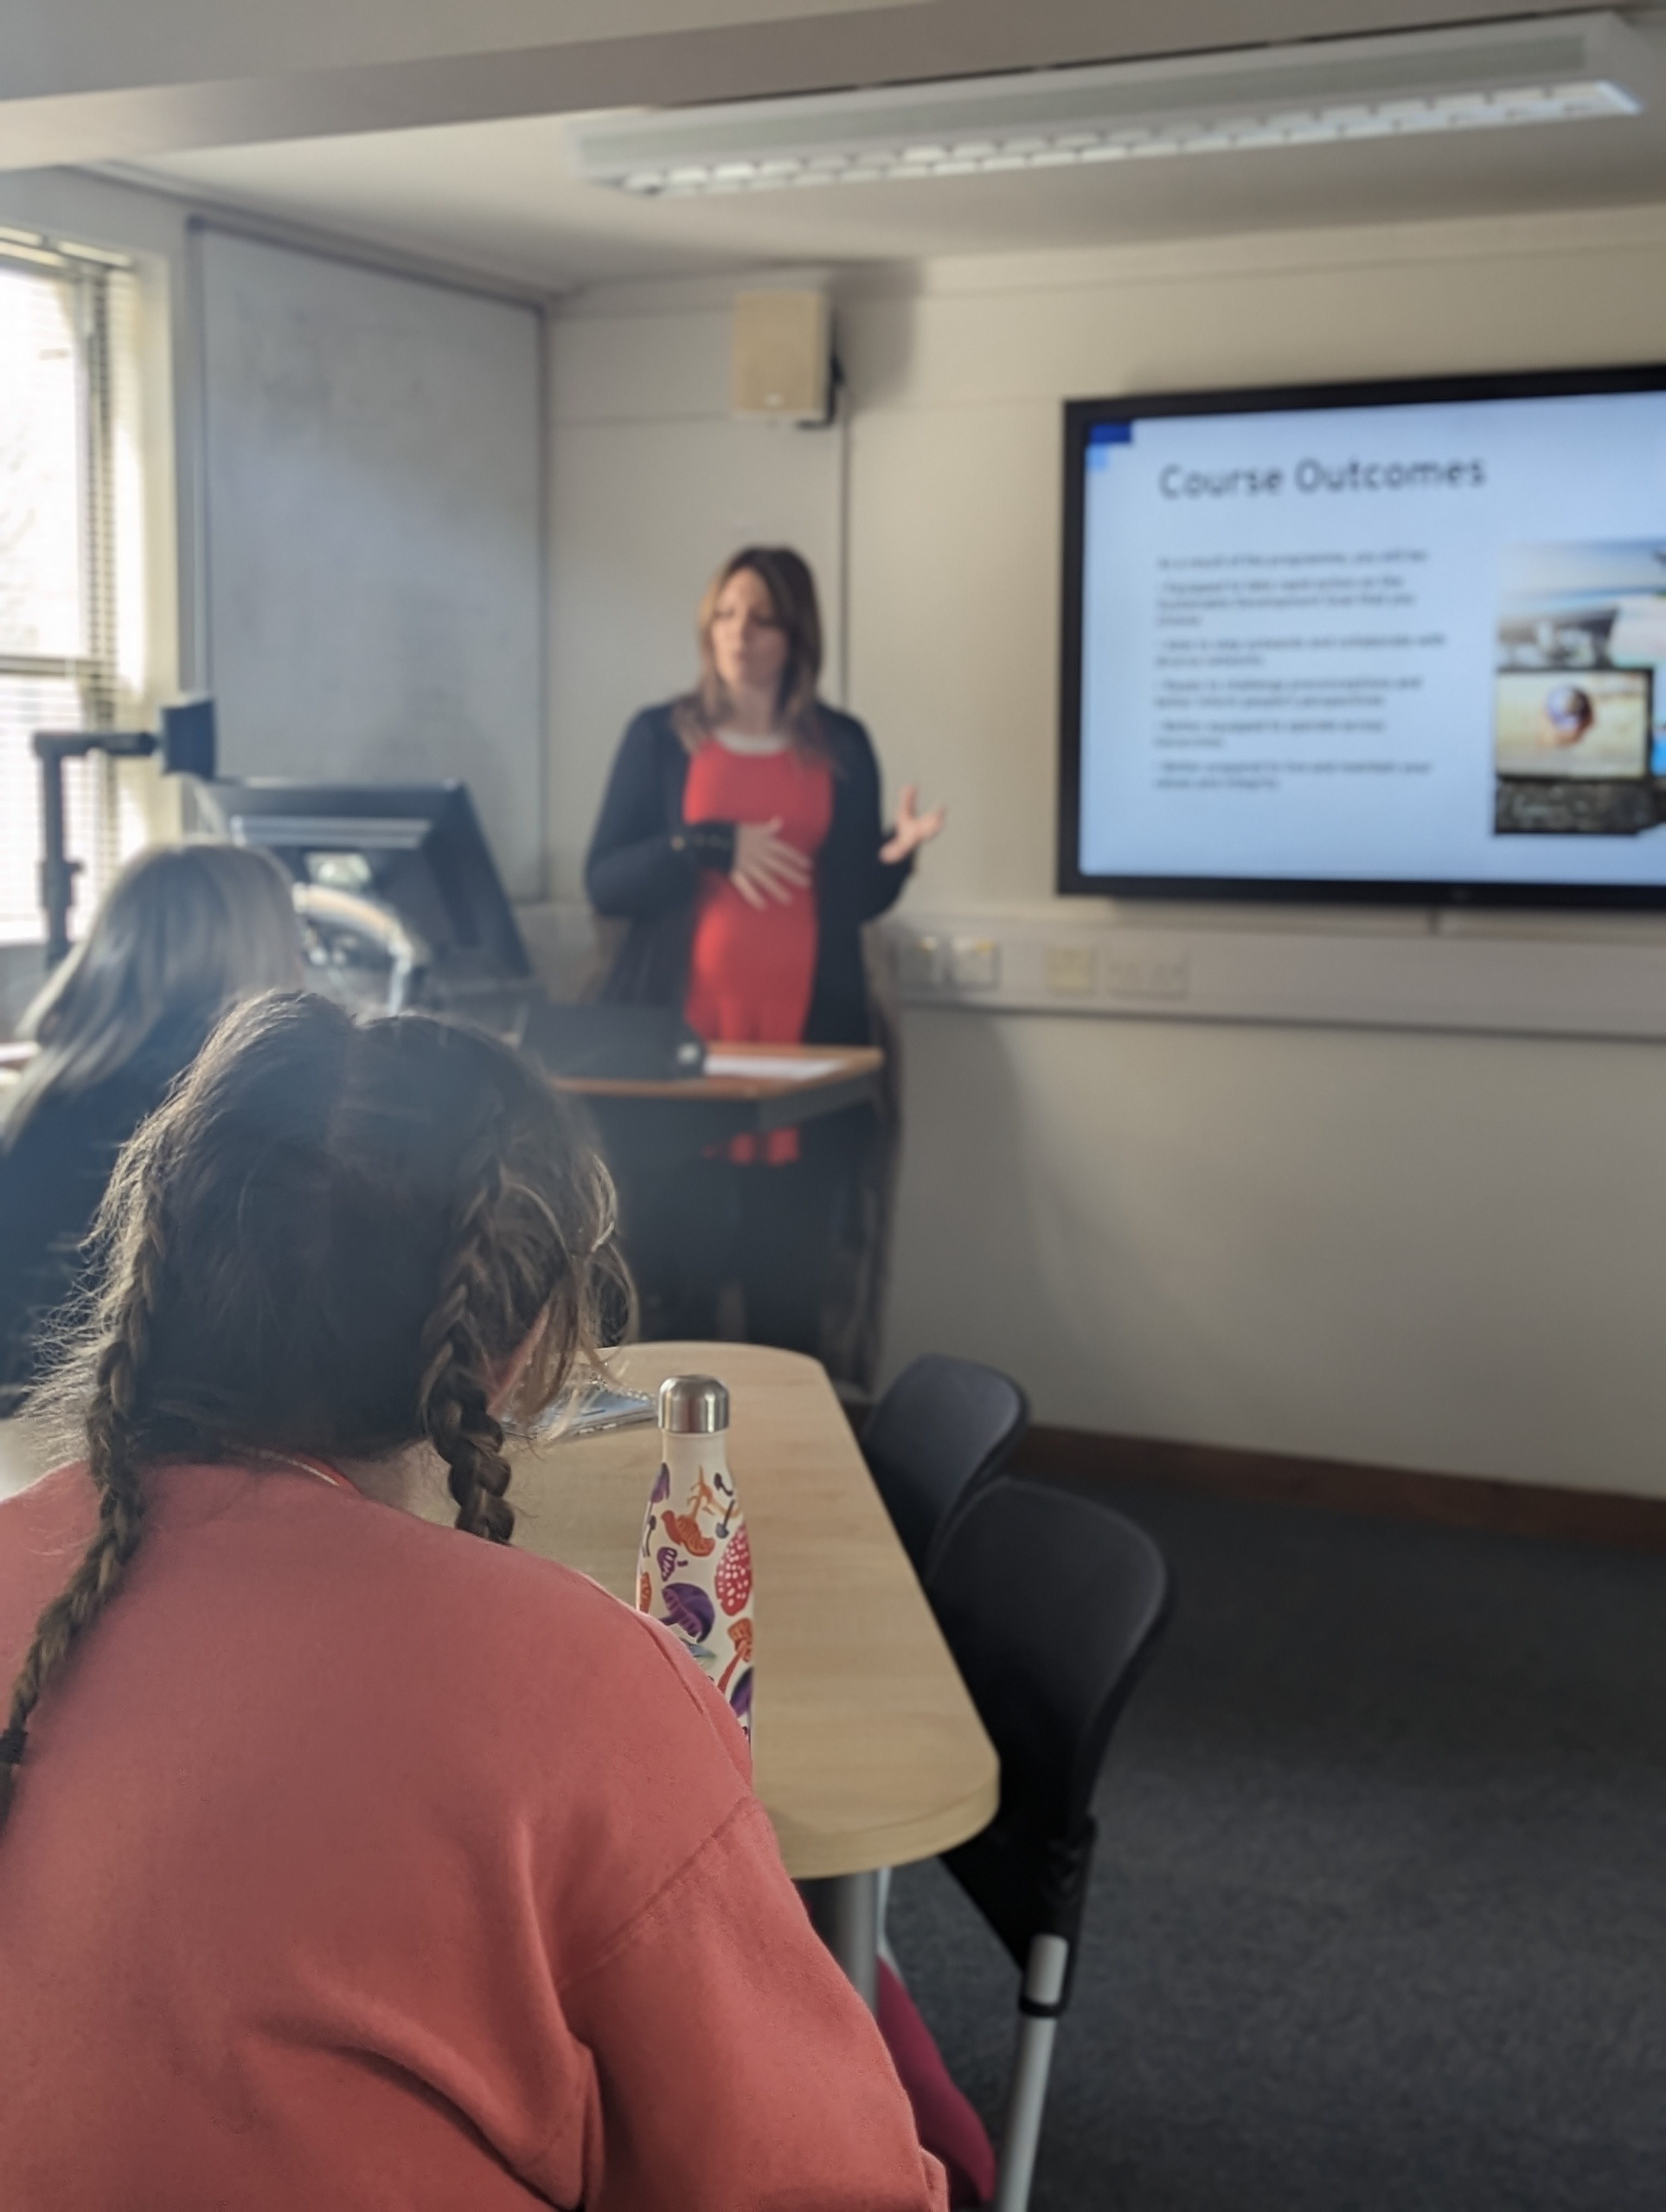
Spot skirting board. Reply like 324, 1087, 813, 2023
1020, 1425, 1666, 1551
885, 908, 1666, 1044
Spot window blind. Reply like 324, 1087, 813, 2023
0, 235, 144, 949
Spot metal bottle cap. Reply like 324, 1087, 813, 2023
658, 1374, 730, 1436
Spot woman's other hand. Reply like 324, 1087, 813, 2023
731, 819, 813, 910
879, 786, 947, 866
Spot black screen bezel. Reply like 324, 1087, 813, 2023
196, 778, 531, 978
1058, 363, 1666, 910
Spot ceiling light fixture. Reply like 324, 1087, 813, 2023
569, 11, 1649, 198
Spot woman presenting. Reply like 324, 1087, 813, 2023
586, 545, 943, 1352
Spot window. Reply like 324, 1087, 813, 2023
0, 233, 147, 948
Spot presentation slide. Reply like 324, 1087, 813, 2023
1074, 387, 1666, 892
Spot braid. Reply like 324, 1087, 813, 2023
1, 998, 626, 1841
0, 1197, 164, 1832
418, 1125, 516, 1546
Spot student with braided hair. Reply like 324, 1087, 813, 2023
0, 992, 947, 2212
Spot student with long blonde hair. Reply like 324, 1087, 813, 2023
0, 992, 945, 2210
0, 841, 302, 1413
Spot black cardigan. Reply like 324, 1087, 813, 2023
585, 703, 912, 1046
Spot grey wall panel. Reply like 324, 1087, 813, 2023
196, 224, 544, 897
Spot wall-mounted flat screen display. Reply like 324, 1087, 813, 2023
1059, 368, 1666, 906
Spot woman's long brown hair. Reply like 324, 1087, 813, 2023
671, 544, 829, 758
0, 993, 626, 1831
3, 841, 302, 1149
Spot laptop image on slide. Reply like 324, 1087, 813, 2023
1493, 544, 1666, 840
1492, 667, 1658, 837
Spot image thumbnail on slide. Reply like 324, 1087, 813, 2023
1495, 541, 1666, 833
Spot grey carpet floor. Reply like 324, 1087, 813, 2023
885, 1472, 1666, 2212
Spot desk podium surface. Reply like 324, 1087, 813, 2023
550, 1044, 883, 1149
505, 1341, 998, 1883
2, 1041, 883, 1140
553, 1042, 882, 1102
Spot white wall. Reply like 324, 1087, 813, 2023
550, 203, 1666, 1499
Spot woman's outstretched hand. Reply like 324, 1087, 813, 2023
731, 818, 813, 910
879, 785, 947, 866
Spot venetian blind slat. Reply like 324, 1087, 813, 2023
0, 248, 142, 950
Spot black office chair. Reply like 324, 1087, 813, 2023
925, 1476, 1172, 2212
861, 1353, 1030, 1579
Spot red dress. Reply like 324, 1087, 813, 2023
683, 739, 833, 1163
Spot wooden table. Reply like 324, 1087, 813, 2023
553, 1043, 883, 1159
504, 1340, 998, 2005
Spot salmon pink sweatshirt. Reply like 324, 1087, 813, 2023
0, 1459, 947, 2211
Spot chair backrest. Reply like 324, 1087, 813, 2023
861, 1353, 1030, 1579
927, 1477, 1171, 1984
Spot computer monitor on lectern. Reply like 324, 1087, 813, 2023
195, 779, 531, 991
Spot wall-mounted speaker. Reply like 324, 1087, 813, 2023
731, 290, 831, 425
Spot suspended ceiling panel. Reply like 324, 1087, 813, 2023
132, 11, 1666, 291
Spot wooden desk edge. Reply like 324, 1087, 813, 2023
768, 1769, 1001, 1884
0, 1040, 885, 1105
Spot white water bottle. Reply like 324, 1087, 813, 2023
638, 1375, 754, 1739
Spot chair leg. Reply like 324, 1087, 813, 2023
876, 1866, 903, 1977
797, 1870, 881, 2012
992, 1934, 1070, 2212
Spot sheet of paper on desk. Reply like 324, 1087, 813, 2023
524, 1384, 656, 1439
702, 1052, 847, 1082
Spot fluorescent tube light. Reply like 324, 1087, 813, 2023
570, 12, 1649, 197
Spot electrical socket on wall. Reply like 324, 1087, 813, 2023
949, 936, 1001, 989
1102, 951, 1191, 1002
897, 933, 945, 990
1045, 944, 1097, 995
